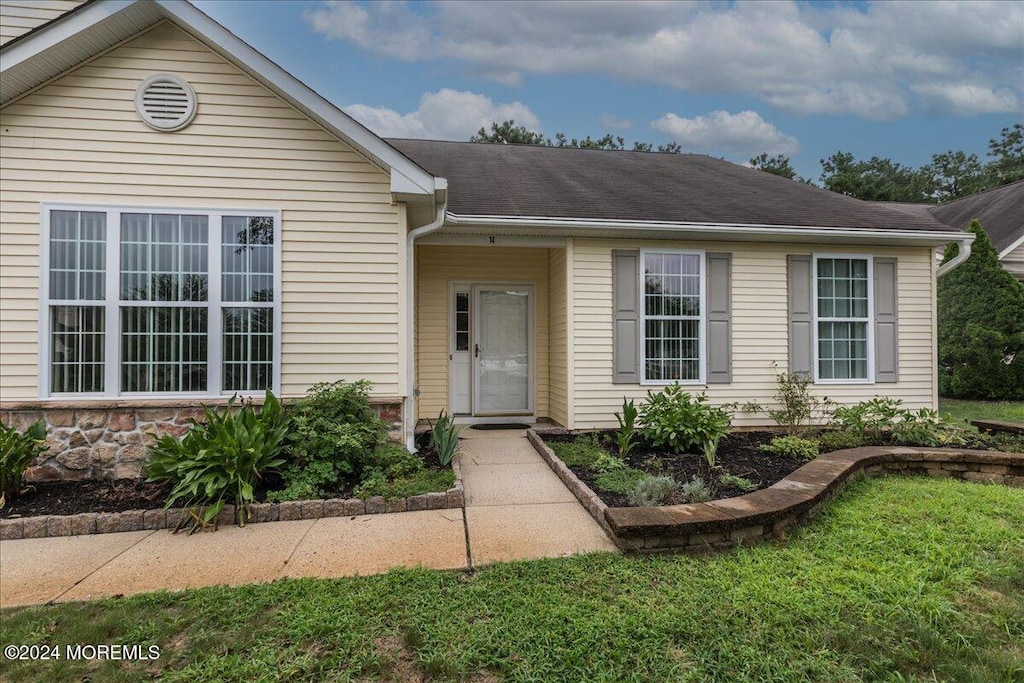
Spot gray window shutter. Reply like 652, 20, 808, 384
874, 257, 899, 382
612, 249, 640, 384
706, 252, 732, 383
787, 254, 813, 376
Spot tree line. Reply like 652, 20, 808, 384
471, 120, 1024, 204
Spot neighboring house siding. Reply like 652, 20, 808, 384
415, 245, 552, 420
1003, 242, 1024, 281
0, 0, 83, 45
548, 247, 569, 426
571, 239, 936, 429
0, 22, 404, 400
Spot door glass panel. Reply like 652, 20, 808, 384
476, 288, 529, 413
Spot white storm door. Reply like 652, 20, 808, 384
472, 285, 532, 415
449, 289, 472, 415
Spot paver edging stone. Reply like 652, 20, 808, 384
0, 453, 465, 539
525, 430, 1024, 553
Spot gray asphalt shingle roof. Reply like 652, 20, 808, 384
387, 139, 958, 233
928, 180, 1024, 252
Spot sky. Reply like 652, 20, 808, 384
194, 0, 1024, 181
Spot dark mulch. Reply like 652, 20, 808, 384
543, 431, 807, 507
2, 446, 450, 519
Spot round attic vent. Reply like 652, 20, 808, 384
134, 74, 197, 131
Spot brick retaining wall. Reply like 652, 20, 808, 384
526, 431, 1024, 553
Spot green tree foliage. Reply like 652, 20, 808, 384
987, 123, 1024, 185
924, 150, 989, 201
470, 119, 682, 153
819, 151, 935, 202
937, 221, 1024, 400
749, 153, 798, 180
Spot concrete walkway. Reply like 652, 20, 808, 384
0, 429, 614, 608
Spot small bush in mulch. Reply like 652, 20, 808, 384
544, 431, 808, 507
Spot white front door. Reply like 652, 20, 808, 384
449, 290, 471, 415
472, 285, 532, 415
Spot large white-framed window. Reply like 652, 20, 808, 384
639, 249, 706, 385
39, 204, 282, 399
813, 254, 873, 384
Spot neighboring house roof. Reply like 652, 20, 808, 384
0, 0, 442, 198
928, 180, 1024, 256
388, 139, 958, 233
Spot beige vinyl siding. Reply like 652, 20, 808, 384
0, 22, 404, 400
0, 0, 83, 45
548, 247, 569, 426
571, 239, 937, 429
416, 245, 552, 419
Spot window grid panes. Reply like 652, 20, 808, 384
121, 307, 208, 392
223, 308, 274, 392
643, 252, 701, 382
454, 292, 470, 352
50, 210, 106, 301
51, 306, 105, 393
45, 208, 278, 397
817, 257, 870, 380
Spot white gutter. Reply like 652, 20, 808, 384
936, 234, 975, 277
445, 213, 963, 245
405, 190, 449, 451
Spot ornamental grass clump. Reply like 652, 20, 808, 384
428, 410, 460, 466
146, 391, 288, 533
0, 420, 47, 508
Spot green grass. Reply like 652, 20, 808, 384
2, 477, 1022, 682
548, 439, 604, 467
939, 398, 1024, 425
354, 468, 455, 499
593, 467, 647, 494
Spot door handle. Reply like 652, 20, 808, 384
475, 344, 480, 358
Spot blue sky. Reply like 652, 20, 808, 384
195, 1, 1023, 181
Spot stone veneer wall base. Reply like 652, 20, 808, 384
526, 431, 1024, 553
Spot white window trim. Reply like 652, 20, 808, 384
38, 202, 283, 400
812, 253, 874, 385
638, 248, 707, 386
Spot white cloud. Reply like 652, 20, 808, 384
911, 83, 1021, 117
344, 88, 540, 140
598, 113, 633, 130
650, 110, 800, 157
305, 0, 1024, 119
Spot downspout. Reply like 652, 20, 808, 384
405, 192, 448, 451
936, 234, 974, 277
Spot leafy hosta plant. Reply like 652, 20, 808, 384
0, 420, 47, 508
639, 384, 731, 455
146, 392, 288, 533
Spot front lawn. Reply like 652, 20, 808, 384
3, 477, 1022, 682
939, 398, 1024, 425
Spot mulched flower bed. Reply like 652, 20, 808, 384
543, 431, 807, 507
2, 446, 450, 519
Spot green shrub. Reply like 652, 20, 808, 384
678, 475, 713, 503
614, 398, 639, 457
830, 397, 906, 443
591, 450, 626, 473
891, 408, 990, 449
272, 380, 386, 501
817, 430, 869, 452
760, 435, 819, 461
594, 467, 646, 495
0, 420, 47, 508
628, 475, 679, 506
742, 362, 834, 437
146, 392, 288, 532
938, 221, 1024, 400
549, 439, 603, 468
428, 411, 460, 466
354, 469, 454, 499
719, 473, 758, 492
639, 384, 731, 455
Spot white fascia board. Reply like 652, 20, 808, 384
0, 0, 136, 70
444, 212, 970, 247
154, 1, 438, 196
999, 233, 1024, 260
